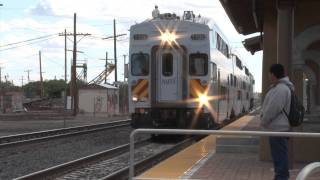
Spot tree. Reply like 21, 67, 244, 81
0, 81, 21, 92
44, 79, 67, 98
23, 79, 67, 98
23, 81, 41, 98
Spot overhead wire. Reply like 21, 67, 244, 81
41, 54, 65, 70
0, 35, 59, 52
0, 33, 59, 48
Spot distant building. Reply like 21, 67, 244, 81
0, 91, 24, 113
78, 84, 119, 115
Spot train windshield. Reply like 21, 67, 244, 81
131, 53, 149, 76
189, 53, 208, 76
162, 53, 173, 76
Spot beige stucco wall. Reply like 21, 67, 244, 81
78, 89, 119, 115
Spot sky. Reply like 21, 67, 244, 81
0, 0, 263, 92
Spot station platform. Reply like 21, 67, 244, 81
136, 115, 320, 180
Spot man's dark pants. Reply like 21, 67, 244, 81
269, 136, 289, 180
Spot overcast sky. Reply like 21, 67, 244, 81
0, 0, 263, 92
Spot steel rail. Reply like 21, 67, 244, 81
14, 138, 150, 180
100, 137, 195, 180
0, 119, 131, 148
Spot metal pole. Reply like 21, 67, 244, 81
39, 51, 44, 98
296, 162, 320, 180
64, 29, 68, 109
113, 19, 117, 85
72, 13, 78, 116
24, 70, 31, 82
105, 52, 108, 84
123, 54, 126, 82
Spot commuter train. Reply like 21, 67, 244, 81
128, 11, 255, 129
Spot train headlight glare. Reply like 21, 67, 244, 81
199, 95, 208, 104
132, 96, 138, 102
161, 31, 176, 43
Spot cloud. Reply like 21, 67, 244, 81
2, 0, 262, 91
28, 0, 55, 16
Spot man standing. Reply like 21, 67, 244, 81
152, 5, 160, 19
261, 64, 293, 180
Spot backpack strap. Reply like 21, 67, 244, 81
282, 108, 289, 119
277, 82, 292, 120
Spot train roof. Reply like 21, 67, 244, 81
130, 10, 214, 31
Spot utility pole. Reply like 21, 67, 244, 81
39, 51, 44, 98
102, 27, 125, 85
64, 29, 67, 82
99, 51, 114, 84
4, 74, 8, 83
72, 13, 78, 116
123, 54, 127, 82
20, 76, 24, 86
25, 69, 32, 82
59, 26, 91, 113
105, 52, 108, 84
113, 19, 117, 85
64, 29, 67, 109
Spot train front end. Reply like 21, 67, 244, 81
129, 12, 215, 129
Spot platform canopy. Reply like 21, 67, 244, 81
219, 0, 264, 35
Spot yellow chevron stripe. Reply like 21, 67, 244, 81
139, 88, 148, 98
189, 79, 207, 98
132, 80, 148, 95
191, 80, 205, 92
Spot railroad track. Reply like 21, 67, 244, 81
0, 119, 131, 148
14, 137, 196, 180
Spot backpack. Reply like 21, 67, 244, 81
281, 84, 305, 127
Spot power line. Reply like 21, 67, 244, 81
0, 33, 58, 48
0, 35, 59, 52
42, 54, 65, 69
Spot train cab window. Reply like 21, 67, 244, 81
162, 53, 173, 76
131, 53, 149, 76
189, 53, 208, 76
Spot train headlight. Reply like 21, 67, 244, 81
161, 30, 176, 43
198, 94, 209, 105
132, 96, 138, 102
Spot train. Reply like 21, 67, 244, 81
128, 10, 255, 129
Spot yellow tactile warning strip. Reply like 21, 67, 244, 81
136, 115, 256, 180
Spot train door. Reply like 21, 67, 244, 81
156, 48, 182, 102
